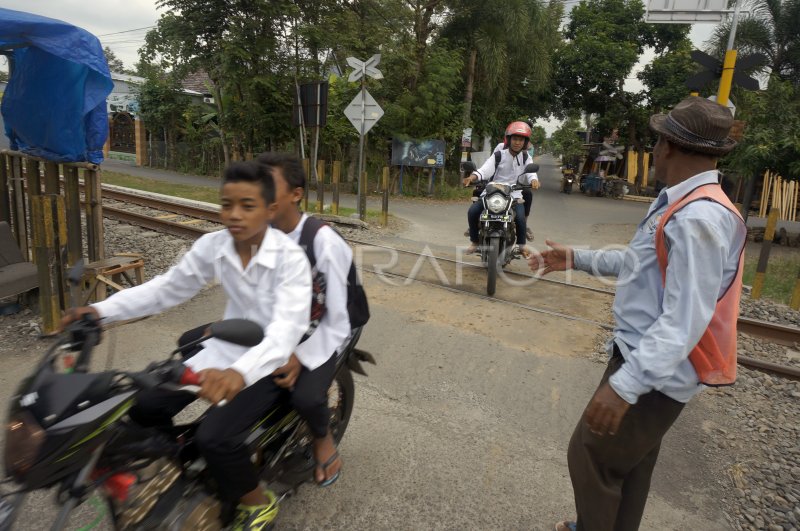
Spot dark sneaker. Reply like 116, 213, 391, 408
232, 491, 278, 531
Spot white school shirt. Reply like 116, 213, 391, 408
286, 214, 353, 370
474, 147, 538, 199
92, 228, 311, 387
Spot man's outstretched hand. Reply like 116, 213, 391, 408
527, 240, 574, 275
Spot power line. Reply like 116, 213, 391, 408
97, 26, 155, 37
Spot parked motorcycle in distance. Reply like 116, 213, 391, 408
462, 161, 539, 296
0, 263, 375, 530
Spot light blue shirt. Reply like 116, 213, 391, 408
573, 170, 747, 404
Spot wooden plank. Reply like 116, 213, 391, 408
44, 162, 60, 194
84, 168, 105, 261
752, 208, 779, 300
0, 154, 10, 225
316, 159, 325, 214
9, 156, 28, 258
64, 167, 83, 266
30, 194, 67, 333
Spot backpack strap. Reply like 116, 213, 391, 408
298, 215, 327, 267
490, 150, 501, 182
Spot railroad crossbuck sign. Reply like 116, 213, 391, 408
347, 54, 383, 82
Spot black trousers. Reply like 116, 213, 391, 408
568, 348, 685, 531
129, 372, 285, 502
522, 188, 533, 218
176, 323, 339, 438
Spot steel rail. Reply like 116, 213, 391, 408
100, 187, 221, 223
737, 316, 800, 346
102, 205, 214, 240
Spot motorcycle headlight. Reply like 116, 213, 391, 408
486, 194, 508, 213
5, 411, 45, 480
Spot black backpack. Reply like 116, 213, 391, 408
298, 216, 370, 332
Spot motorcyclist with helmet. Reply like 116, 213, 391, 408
462, 121, 540, 256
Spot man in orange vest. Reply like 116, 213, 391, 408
529, 96, 746, 531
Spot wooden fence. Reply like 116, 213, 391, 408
759, 170, 799, 221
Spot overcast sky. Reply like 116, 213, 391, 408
2, 1, 717, 135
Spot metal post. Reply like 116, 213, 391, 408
381, 166, 389, 227
751, 208, 778, 299
357, 75, 367, 221
717, 0, 742, 106
302, 159, 310, 212
332, 161, 340, 216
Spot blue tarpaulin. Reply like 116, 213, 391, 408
0, 8, 113, 164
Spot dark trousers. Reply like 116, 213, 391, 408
290, 352, 337, 437
468, 201, 526, 245
178, 323, 338, 437
522, 188, 532, 218
568, 348, 685, 531
129, 374, 285, 502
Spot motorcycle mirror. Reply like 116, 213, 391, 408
462, 161, 476, 174
523, 163, 539, 174
208, 319, 264, 347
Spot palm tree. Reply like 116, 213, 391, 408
706, 0, 800, 85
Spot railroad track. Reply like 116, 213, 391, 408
99, 186, 800, 381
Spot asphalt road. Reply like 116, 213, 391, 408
0, 155, 733, 530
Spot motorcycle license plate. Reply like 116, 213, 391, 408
481, 213, 510, 221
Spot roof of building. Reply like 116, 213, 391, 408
109, 71, 203, 96
181, 71, 213, 95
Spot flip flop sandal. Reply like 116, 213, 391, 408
315, 450, 341, 487
554, 521, 577, 531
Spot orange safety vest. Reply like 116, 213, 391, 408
654, 183, 745, 386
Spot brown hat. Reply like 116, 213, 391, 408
649, 96, 737, 156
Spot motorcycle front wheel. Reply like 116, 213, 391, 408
487, 236, 500, 296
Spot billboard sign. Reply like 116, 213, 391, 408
392, 138, 445, 168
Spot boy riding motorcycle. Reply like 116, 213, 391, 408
463, 121, 540, 256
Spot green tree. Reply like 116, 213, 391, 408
530, 125, 546, 151
724, 76, 800, 180
442, 0, 563, 136
551, 117, 585, 163
103, 46, 127, 74
553, 0, 688, 127
136, 63, 191, 169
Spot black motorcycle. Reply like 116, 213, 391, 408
463, 161, 539, 296
0, 267, 374, 530
561, 166, 575, 194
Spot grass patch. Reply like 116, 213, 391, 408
100, 170, 221, 204
743, 253, 800, 305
